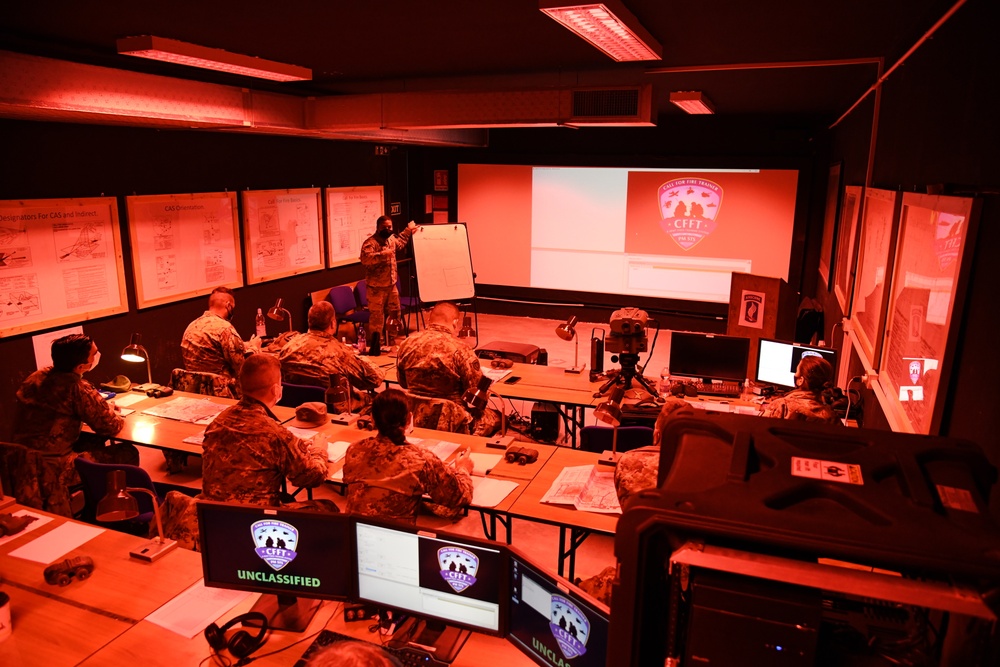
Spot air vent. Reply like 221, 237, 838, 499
572, 88, 640, 117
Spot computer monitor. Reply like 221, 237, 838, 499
508, 548, 610, 667
668, 331, 751, 382
198, 501, 352, 631
755, 338, 838, 389
353, 517, 506, 653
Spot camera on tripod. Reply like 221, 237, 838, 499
605, 307, 649, 355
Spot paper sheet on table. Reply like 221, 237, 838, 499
419, 440, 461, 462
286, 426, 319, 441
329, 468, 344, 482
483, 367, 512, 383
327, 440, 351, 463
541, 465, 621, 514
182, 430, 206, 445
471, 477, 518, 508
8, 521, 104, 563
690, 400, 732, 413
116, 408, 135, 416
142, 396, 227, 424
113, 393, 147, 407
145, 579, 253, 638
0, 510, 53, 547
469, 452, 502, 477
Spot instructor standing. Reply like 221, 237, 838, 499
359, 215, 416, 351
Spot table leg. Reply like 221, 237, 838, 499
557, 526, 591, 581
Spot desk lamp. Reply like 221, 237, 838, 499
326, 374, 358, 426
97, 470, 177, 562
555, 315, 584, 374
267, 298, 293, 333
462, 377, 515, 449
121, 333, 155, 391
593, 385, 626, 466
384, 315, 403, 345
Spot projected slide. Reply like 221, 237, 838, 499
458, 165, 798, 303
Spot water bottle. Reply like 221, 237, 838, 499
255, 308, 266, 338
357, 324, 367, 354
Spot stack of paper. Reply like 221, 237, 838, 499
540, 465, 622, 514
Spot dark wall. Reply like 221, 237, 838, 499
812, 0, 999, 478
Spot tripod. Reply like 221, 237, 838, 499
593, 352, 662, 401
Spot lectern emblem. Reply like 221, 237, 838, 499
251, 520, 299, 571
658, 178, 723, 250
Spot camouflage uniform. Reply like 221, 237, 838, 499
180, 311, 250, 378
343, 434, 473, 523
359, 225, 415, 336
201, 395, 329, 506
576, 565, 616, 608
11, 367, 137, 475
762, 389, 837, 423
278, 330, 384, 412
614, 397, 691, 509
396, 323, 501, 436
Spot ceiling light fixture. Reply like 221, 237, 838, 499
539, 1, 662, 62
116, 35, 311, 82
670, 91, 715, 114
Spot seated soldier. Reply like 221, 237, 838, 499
761, 355, 839, 423
200, 354, 333, 508
395, 302, 501, 436
342, 388, 473, 523
180, 286, 260, 379
278, 301, 384, 412
11, 333, 139, 515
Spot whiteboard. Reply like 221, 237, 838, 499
412, 223, 475, 303
0, 196, 128, 338
127, 192, 243, 309
325, 185, 384, 268
242, 188, 323, 284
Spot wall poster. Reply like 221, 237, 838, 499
877, 193, 979, 435
325, 186, 384, 268
833, 186, 863, 315
849, 188, 900, 370
241, 188, 323, 284
126, 192, 243, 309
0, 196, 127, 338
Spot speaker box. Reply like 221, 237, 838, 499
477, 341, 540, 364
531, 402, 560, 442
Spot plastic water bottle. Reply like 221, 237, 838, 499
255, 308, 266, 338
357, 325, 368, 354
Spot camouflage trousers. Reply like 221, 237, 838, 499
367, 284, 400, 336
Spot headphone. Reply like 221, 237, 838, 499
670, 381, 699, 398
204, 611, 268, 659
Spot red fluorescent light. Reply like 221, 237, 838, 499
539, 1, 662, 62
116, 35, 311, 82
670, 91, 715, 114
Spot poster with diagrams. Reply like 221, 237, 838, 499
325, 185, 384, 268
126, 192, 243, 309
0, 197, 127, 338
241, 188, 323, 283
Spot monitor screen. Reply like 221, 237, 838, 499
668, 331, 751, 382
354, 519, 506, 635
508, 549, 610, 667
756, 338, 838, 389
198, 501, 352, 602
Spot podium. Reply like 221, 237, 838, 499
726, 273, 798, 379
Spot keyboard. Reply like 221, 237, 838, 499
295, 629, 446, 667
671, 377, 743, 398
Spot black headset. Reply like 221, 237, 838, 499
204, 611, 268, 659
670, 381, 699, 398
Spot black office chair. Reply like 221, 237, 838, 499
578, 425, 654, 454
278, 381, 326, 408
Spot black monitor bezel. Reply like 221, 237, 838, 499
506, 545, 610, 667
755, 337, 838, 389
668, 330, 751, 383
197, 500, 353, 603
351, 516, 509, 637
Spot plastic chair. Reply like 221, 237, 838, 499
397, 277, 424, 331
578, 425, 654, 454
278, 381, 326, 408
327, 285, 369, 337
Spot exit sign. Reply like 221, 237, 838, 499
390, 202, 401, 215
